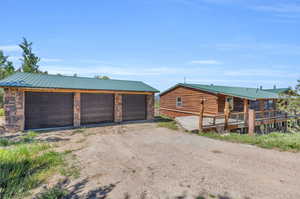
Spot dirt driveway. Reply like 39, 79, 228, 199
37, 123, 300, 199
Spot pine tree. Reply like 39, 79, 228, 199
19, 38, 42, 73
95, 75, 110, 80
278, 80, 300, 131
0, 50, 15, 79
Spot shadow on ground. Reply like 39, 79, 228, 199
35, 178, 244, 199
35, 178, 118, 199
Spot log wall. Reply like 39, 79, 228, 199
160, 86, 218, 118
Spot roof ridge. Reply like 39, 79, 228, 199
184, 83, 259, 90
16, 72, 143, 83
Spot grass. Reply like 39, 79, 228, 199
156, 116, 178, 130
201, 132, 300, 152
0, 131, 38, 147
0, 108, 4, 116
0, 143, 64, 199
0, 131, 77, 198
35, 185, 68, 199
71, 128, 86, 134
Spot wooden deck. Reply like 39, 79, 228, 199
202, 110, 300, 132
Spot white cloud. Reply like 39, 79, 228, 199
252, 3, 300, 13
7, 56, 21, 61
189, 60, 222, 65
0, 45, 20, 52
41, 58, 63, 62
223, 68, 299, 78
40, 65, 180, 76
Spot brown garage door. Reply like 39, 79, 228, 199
80, 93, 114, 125
25, 92, 74, 129
122, 94, 146, 121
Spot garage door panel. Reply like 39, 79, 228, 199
25, 92, 74, 129
122, 94, 146, 121
81, 93, 114, 125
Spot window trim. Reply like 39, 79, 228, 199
176, 96, 183, 107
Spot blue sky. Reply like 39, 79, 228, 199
0, 0, 300, 92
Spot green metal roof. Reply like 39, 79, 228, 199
0, 72, 159, 93
262, 88, 290, 94
160, 83, 289, 100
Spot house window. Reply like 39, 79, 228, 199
176, 97, 182, 107
250, 100, 260, 111
265, 100, 274, 110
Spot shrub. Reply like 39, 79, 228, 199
0, 108, 4, 116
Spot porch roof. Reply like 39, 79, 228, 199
160, 83, 289, 100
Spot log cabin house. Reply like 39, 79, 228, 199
160, 83, 291, 134
0, 72, 159, 132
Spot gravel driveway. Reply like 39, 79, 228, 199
40, 123, 300, 199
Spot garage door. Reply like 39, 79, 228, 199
122, 94, 146, 121
81, 93, 114, 125
25, 92, 74, 129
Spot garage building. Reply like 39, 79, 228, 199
0, 72, 159, 132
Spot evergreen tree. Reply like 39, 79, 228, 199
278, 80, 300, 131
95, 75, 110, 80
0, 50, 15, 79
19, 38, 42, 73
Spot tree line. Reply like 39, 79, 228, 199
0, 38, 110, 80
0, 38, 45, 79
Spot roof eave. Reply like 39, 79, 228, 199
0, 85, 159, 93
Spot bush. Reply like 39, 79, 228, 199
0, 143, 64, 199
0, 108, 4, 116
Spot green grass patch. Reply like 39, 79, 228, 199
0, 131, 38, 147
201, 132, 300, 152
35, 185, 68, 199
0, 143, 64, 199
0, 108, 4, 116
156, 116, 178, 131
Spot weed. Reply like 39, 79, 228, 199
72, 128, 85, 134
0, 131, 39, 147
0, 138, 14, 147
35, 186, 68, 199
156, 116, 178, 130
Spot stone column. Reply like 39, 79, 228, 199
114, 93, 122, 122
146, 93, 155, 120
73, 92, 81, 127
4, 88, 25, 133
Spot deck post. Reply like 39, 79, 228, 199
224, 98, 230, 131
243, 99, 249, 126
248, 109, 255, 136
198, 99, 204, 132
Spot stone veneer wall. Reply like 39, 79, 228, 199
73, 92, 81, 127
4, 88, 25, 133
146, 94, 155, 120
114, 93, 122, 122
